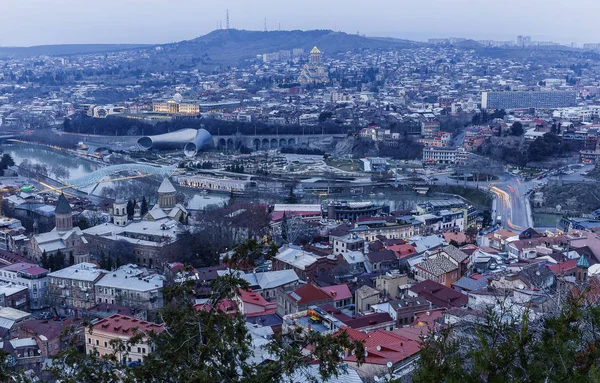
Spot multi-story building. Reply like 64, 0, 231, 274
152, 99, 200, 115
421, 121, 440, 137
0, 217, 25, 252
273, 246, 340, 281
350, 217, 422, 242
325, 202, 389, 222
414, 246, 471, 287
0, 282, 28, 310
48, 263, 106, 315
481, 91, 577, 110
0, 263, 49, 310
423, 146, 468, 164
86, 314, 163, 364
331, 233, 365, 255
94, 265, 164, 311
20, 317, 85, 357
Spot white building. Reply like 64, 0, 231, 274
94, 264, 164, 311
0, 263, 49, 310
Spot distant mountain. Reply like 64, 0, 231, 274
143, 29, 421, 69
0, 44, 150, 58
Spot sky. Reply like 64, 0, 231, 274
0, 0, 597, 46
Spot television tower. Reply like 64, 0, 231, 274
264, 18, 267, 32
226, 9, 230, 30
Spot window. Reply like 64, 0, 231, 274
96, 340, 99, 346
142, 348, 146, 354
88, 338, 92, 344
104, 342, 107, 348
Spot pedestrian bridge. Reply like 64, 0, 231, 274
66, 164, 177, 190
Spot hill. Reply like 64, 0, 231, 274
135, 29, 421, 70
0, 44, 150, 58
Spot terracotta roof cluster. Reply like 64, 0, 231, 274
93, 314, 163, 337
340, 327, 420, 366
288, 283, 332, 304
410, 280, 468, 308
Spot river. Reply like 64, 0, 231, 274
3, 143, 99, 180
1, 143, 229, 206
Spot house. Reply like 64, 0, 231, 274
355, 285, 380, 313
375, 272, 409, 298
386, 243, 418, 259
236, 289, 277, 317
0, 307, 31, 340
86, 314, 163, 364
414, 245, 471, 287
0, 338, 43, 372
319, 284, 353, 309
277, 283, 333, 316
273, 246, 340, 281
365, 249, 399, 272
408, 280, 468, 308
217, 269, 299, 301
19, 317, 84, 357
48, 263, 106, 316
94, 264, 164, 312
0, 282, 28, 311
340, 327, 421, 381
0, 263, 49, 310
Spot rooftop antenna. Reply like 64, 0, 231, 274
226, 9, 230, 30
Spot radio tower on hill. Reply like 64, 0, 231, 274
226, 9, 230, 30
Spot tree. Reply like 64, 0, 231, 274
510, 121, 524, 136
40, 250, 49, 270
411, 288, 600, 383
49, 239, 364, 383
285, 186, 298, 204
0, 154, 15, 175
50, 164, 70, 180
126, 199, 134, 220
141, 196, 148, 216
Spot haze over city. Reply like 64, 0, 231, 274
0, 0, 598, 46
3, 0, 600, 381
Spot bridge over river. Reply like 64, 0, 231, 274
211, 134, 346, 150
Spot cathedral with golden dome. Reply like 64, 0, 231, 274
297, 46, 329, 85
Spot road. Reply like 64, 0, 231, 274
431, 163, 597, 231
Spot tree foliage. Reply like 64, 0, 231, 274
411, 288, 600, 383
46, 239, 364, 383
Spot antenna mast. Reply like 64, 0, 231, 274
226, 9, 230, 30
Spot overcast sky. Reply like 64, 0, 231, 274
0, 0, 596, 46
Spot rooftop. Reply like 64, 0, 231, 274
92, 314, 163, 337
48, 263, 105, 282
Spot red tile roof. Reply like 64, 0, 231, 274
238, 289, 277, 317
387, 244, 417, 259
92, 314, 163, 337
409, 280, 468, 308
319, 284, 352, 301
339, 327, 420, 366
289, 283, 332, 304
22, 317, 83, 340
547, 258, 579, 275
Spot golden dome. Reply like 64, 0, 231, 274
310, 46, 321, 54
